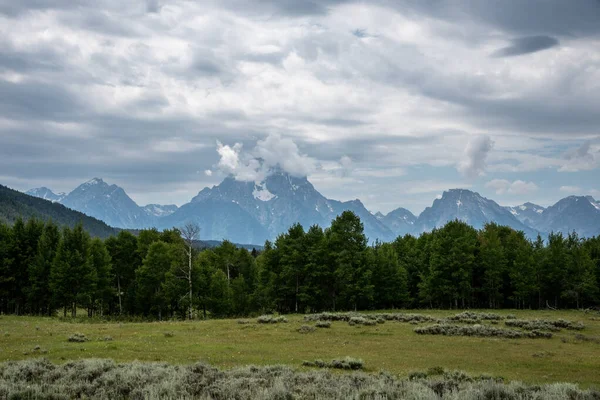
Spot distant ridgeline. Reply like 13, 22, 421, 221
0, 184, 117, 238
24, 175, 600, 245
0, 208, 599, 318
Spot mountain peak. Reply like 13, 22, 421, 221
84, 177, 105, 186
417, 187, 539, 238
25, 187, 66, 203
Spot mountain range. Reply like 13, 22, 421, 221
23, 174, 600, 244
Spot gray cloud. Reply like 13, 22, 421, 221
1, 0, 599, 212
458, 135, 495, 179
492, 36, 559, 57
0, 79, 87, 122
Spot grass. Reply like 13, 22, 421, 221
0, 309, 599, 387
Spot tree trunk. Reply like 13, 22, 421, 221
188, 244, 193, 320
295, 275, 299, 313
117, 276, 122, 315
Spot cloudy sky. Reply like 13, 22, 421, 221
1, 0, 599, 215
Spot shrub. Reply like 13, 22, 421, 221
574, 334, 600, 344
297, 325, 316, 334
257, 315, 288, 324
448, 311, 504, 322
0, 359, 597, 399
505, 318, 584, 332
348, 317, 377, 326
414, 324, 552, 339
315, 321, 331, 328
67, 333, 88, 343
304, 312, 441, 324
505, 319, 561, 331
303, 357, 364, 370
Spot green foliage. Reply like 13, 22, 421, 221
50, 225, 96, 317
135, 241, 175, 319
0, 184, 117, 238
2, 211, 600, 318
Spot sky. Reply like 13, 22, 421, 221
0, 0, 599, 215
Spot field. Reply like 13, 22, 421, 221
1, 310, 600, 388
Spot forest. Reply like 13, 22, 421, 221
1, 211, 599, 318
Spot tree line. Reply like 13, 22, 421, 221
1, 211, 599, 318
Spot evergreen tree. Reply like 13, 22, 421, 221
209, 269, 232, 316
89, 238, 113, 316
478, 224, 507, 308
562, 232, 597, 308
27, 221, 60, 315
278, 223, 306, 312
136, 241, 174, 319
50, 225, 95, 317
421, 221, 478, 308
105, 231, 140, 314
508, 232, 537, 309
0, 221, 13, 314
326, 211, 372, 310
369, 242, 408, 309
299, 225, 329, 312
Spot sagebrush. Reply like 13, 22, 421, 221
0, 359, 598, 400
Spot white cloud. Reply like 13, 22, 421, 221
559, 185, 582, 193
214, 134, 316, 182
457, 135, 494, 178
485, 179, 539, 195
204, 169, 213, 176
404, 180, 472, 195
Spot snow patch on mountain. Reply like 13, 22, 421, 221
25, 187, 66, 203
142, 204, 178, 217
252, 183, 276, 201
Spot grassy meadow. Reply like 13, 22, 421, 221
1, 309, 599, 387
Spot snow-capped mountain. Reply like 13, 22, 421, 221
25, 176, 600, 244
536, 196, 600, 238
414, 189, 540, 238
160, 171, 394, 243
59, 178, 153, 229
142, 204, 178, 217
25, 187, 66, 203
378, 207, 417, 237
504, 202, 546, 228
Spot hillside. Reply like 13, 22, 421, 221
0, 184, 118, 238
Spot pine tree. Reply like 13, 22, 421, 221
278, 223, 306, 313
0, 221, 13, 314
326, 211, 372, 311
50, 224, 95, 317
136, 241, 174, 319
209, 269, 232, 317
28, 221, 60, 315
105, 231, 140, 314
89, 238, 113, 317
478, 224, 507, 308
